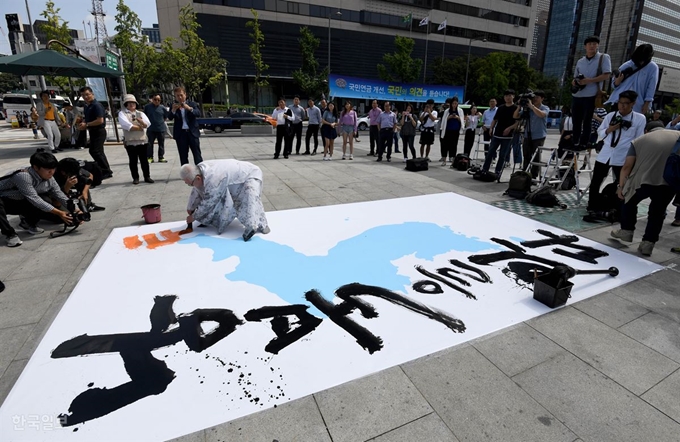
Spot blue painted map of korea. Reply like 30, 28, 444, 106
181, 222, 501, 317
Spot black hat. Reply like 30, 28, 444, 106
584, 36, 600, 45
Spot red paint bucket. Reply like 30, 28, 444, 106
141, 204, 162, 224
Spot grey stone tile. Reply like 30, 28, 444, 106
615, 278, 680, 323
528, 307, 678, 395
472, 323, 565, 377
402, 346, 575, 442
644, 267, 680, 290
7, 240, 94, 280
0, 274, 69, 329
268, 196, 310, 211
641, 369, 680, 423
619, 312, 680, 364
368, 413, 459, 442
0, 325, 33, 376
0, 247, 33, 280
0, 359, 28, 405
572, 291, 649, 328
513, 352, 680, 442
14, 293, 68, 361
314, 366, 432, 442
205, 395, 330, 442
167, 430, 206, 442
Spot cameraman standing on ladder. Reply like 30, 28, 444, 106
514, 90, 549, 179
570, 36, 612, 151
588, 90, 645, 211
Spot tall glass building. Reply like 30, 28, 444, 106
542, 0, 577, 80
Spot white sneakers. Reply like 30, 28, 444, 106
323, 155, 333, 161
349, 155, 353, 160
6, 235, 22, 247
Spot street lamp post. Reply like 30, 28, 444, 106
328, 10, 342, 85
464, 35, 486, 102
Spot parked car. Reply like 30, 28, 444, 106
227, 112, 268, 129
357, 114, 370, 131
197, 117, 233, 133
547, 110, 562, 128
253, 112, 277, 127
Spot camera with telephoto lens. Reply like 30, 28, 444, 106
570, 74, 586, 94
610, 115, 632, 130
66, 187, 90, 223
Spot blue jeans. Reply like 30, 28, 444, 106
483, 137, 513, 175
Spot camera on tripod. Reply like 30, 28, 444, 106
518, 90, 535, 108
66, 187, 91, 223
610, 115, 632, 130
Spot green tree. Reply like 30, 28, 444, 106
246, 9, 269, 111
377, 35, 422, 83
470, 54, 508, 103
112, 0, 156, 99
432, 56, 467, 86
664, 98, 680, 115
39, 0, 77, 98
0, 73, 23, 93
292, 27, 328, 100
177, 5, 227, 112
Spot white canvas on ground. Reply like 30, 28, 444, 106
0, 193, 660, 441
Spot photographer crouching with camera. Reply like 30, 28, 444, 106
587, 90, 646, 212
0, 152, 81, 247
54, 158, 105, 215
514, 90, 549, 178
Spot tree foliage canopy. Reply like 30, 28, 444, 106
377, 36, 422, 83
39, 1, 81, 96
292, 27, 328, 100
245, 9, 269, 110
113, 0, 156, 99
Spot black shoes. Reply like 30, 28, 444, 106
144, 178, 155, 184
132, 179, 139, 185
243, 229, 255, 242
303, 151, 310, 155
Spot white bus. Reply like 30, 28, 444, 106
2, 93, 35, 122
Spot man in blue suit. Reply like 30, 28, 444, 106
171, 86, 204, 165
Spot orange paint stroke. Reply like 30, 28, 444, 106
123, 235, 143, 250
123, 229, 184, 250
142, 230, 182, 250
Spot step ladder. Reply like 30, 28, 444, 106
527, 147, 594, 205
471, 132, 489, 165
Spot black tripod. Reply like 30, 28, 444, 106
496, 115, 528, 183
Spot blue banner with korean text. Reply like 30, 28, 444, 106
329, 74, 464, 103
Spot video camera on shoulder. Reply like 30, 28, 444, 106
610, 115, 632, 130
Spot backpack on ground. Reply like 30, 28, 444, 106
405, 157, 428, 172
526, 186, 565, 208
452, 154, 471, 171
504, 171, 532, 199
559, 166, 577, 190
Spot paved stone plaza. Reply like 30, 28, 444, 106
1, 127, 680, 442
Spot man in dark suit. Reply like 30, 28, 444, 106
171, 86, 204, 165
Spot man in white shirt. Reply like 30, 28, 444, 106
272, 99, 292, 159
588, 90, 646, 211
289, 95, 305, 154
481, 98, 498, 151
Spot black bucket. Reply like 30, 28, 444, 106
533, 273, 573, 308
